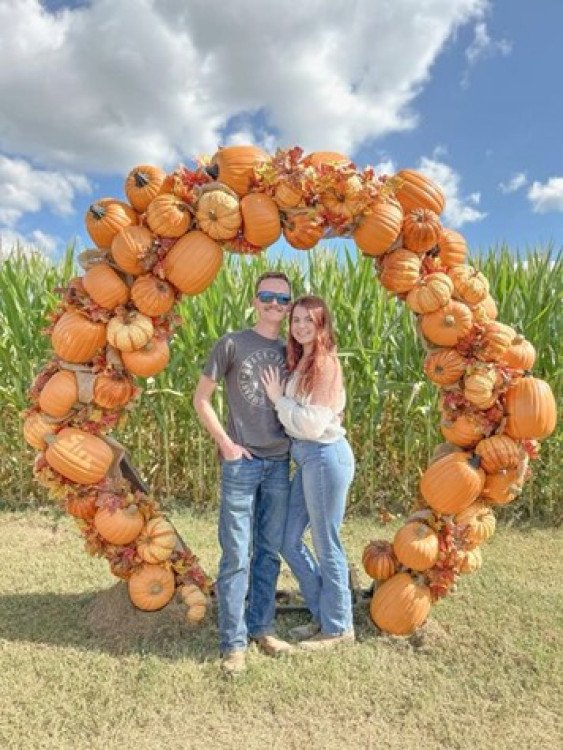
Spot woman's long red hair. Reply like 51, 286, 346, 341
287, 295, 339, 396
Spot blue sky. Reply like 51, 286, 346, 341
0, 0, 561, 261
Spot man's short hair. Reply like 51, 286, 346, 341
254, 271, 291, 296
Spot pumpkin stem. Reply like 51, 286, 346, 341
205, 164, 220, 180
89, 203, 106, 220
444, 314, 455, 326
134, 171, 150, 188
468, 454, 482, 469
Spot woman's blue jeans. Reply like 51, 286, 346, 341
282, 437, 355, 635
217, 455, 290, 654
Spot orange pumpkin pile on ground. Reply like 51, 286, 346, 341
23, 145, 557, 635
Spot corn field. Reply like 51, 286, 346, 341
1, 242, 561, 521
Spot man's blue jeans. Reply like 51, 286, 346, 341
217, 455, 290, 654
282, 437, 355, 635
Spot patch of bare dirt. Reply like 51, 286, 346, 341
86, 582, 195, 647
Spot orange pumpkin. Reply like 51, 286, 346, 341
423, 348, 466, 386
125, 164, 166, 212
394, 169, 445, 215
145, 193, 192, 237
23, 412, 57, 451
273, 180, 303, 209
501, 335, 536, 371
420, 452, 485, 515
111, 225, 155, 276
362, 540, 396, 581
407, 272, 453, 314
107, 311, 154, 353
393, 522, 439, 572
128, 563, 175, 611
504, 376, 557, 440
482, 458, 528, 505
65, 493, 98, 521
164, 230, 223, 295
440, 414, 486, 448
402, 208, 441, 254
121, 337, 170, 377
39, 370, 78, 418
379, 248, 421, 294
420, 300, 473, 347
369, 572, 432, 635
94, 504, 144, 544
45, 428, 113, 485
474, 435, 522, 474
85, 198, 137, 248
449, 265, 489, 306
353, 200, 403, 257
51, 311, 107, 364
93, 373, 134, 410
241, 193, 281, 248
210, 145, 269, 196
82, 263, 130, 310
437, 228, 467, 268
283, 213, 325, 250
136, 517, 177, 563
303, 151, 350, 169
130, 274, 176, 317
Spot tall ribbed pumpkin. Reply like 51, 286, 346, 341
370, 572, 432, 635
38, 370, 78, 418
394, 170, 445, 215
420, 452, 485, 514
163, 230, 223, 295
51, 311, 107, 364
353, 200, 403, 257
241, 193, 281, 248
82, 263, 130, 310
504, 376, 557, 440
210, 145, 269, 196
45, 428, 113, 485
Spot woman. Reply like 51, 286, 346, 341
261, 295, 355, 650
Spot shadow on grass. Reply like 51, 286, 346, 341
0, 589, 386, 662
0, 590, 222, 661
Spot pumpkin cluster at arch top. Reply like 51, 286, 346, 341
23, 145, 557, 636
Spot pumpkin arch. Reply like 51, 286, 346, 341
24, 145, 557, 634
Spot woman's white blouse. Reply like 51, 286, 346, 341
273, 371, 346, 443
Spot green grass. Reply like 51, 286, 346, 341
1, 510, 561, 750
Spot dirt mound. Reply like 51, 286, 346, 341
86, 581, 193, 647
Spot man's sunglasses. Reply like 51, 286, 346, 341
256, 291, 291, 305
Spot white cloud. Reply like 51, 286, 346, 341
499, 172, 527, 194
0, 0, 488, 173
371, 159, 396, 177
417, 153, 486, 227
0, 154, 91, 227
0, 227, 59, 259
528, 177, 563, 213
462, 20, 511, 86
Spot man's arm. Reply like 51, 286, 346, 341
192, 374, 252, 461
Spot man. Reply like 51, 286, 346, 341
193, 271, 294, 676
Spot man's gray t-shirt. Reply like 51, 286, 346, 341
203, 329, 290, 459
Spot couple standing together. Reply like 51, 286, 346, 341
193, 271, 355, 676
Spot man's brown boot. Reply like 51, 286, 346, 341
221, 649, 247, 677
251, 634, 294, 657
299, 629, 355, 651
